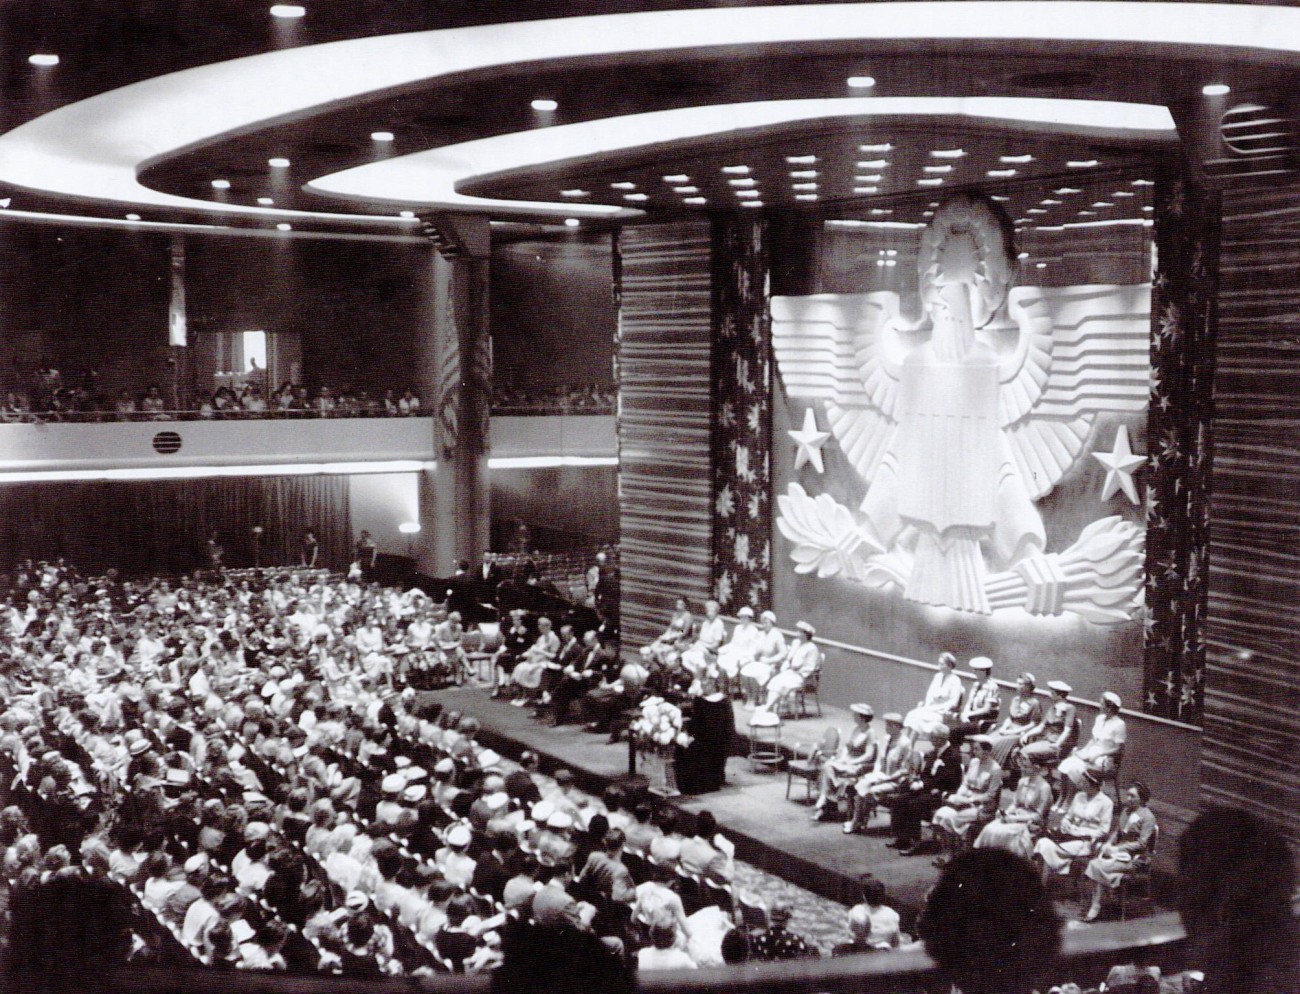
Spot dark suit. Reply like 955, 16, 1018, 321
888, 743, 962, 845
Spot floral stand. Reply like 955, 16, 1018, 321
637, 744, 681, 797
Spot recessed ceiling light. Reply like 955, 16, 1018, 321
1131, 179, 1155, 186
257, 197, 274, 206
211, 179, 231, 190
794, 194, 819, 201
728, 178, 757, 187
399, 210, 415, 218
673, 186, 699, 194
1041, 198, 1062, 205
1036, 262, 1048, 269
561, 189, 589, 197
564, 218, 581, 228
928, 202, 940, 208
789, 170, 819, 179
791, 182, 818, 191
276, 223, 292, 231
990, 195, 1010, 202
855, 174, 882, 183
1027, 208, 1047, 214
853, 186, 879, 195
884, 259, 897, 267
1202, 83, 1230, 96
610, 182, 637, 190
987, 169, 1017, 178
663, 174, 690, 183
125, 213, 140, 221
1000, 154, 1035, 164
1018, 252, 1030, 259
846, 76, 876, 89
923, 165, 953, 174
786, 155, 818, 165
370, 131, 394, 142
269, 4, 306, 18
1092, 201, 1115, 208
1142, 205, 1154, 212
929, 149, 966, 159
28, 54, 59, 67
1054, 187, 1083, 195
876, 259, 886, 268
1077, 209, 1098, 216
870, 208, 893, 216
735, 190, 760, 198
1067, 159, 1100, 168
921, 210, 935, 217
859, 143, 893, 153
531, 99, 558, 112
1112, 191, 1135, 198
886, 250, 897, 257
268, 157, 291, 168
623, 193, 648, 202
684, 197, 707, 205
917, 178, 945, 186
856, 159, 889, 169
721, 165, 751, 175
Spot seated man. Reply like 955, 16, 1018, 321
535, 624, 583, 718
756, 621, 820, 712
885, 725, 962, 855
509, 616, 559, 705
583, 661, 646, 740
1055, 691, 1126, 802
548, 630, 606, 726
1033, 769, 1114, 884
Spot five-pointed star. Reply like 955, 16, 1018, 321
1092, 424, 1145, 504
788, 407, 831, 473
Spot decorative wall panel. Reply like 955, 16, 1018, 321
1201, 180, 1300, 845
616, 222, 714, 647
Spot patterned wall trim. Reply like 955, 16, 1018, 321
616, 222, 715, 648
1201, 180, 1300, 846
1143, 166, 1220, 725
710, 217, 773, 613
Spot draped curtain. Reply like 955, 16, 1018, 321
0, 474, 351, 575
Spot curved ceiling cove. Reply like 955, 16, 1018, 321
0, 2, 1296, 227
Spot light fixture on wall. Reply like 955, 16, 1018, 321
398, 521, 421, 558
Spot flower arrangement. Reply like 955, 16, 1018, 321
631, 696, 693, 752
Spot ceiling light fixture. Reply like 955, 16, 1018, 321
663, 174, 690, 183
789, 170, 819, 179
1202, 83, 1230, 96
399, 211, 416, 218
1077, 209, 1098, 216
276, 223, 292, 231
856, 159, 889, 169
929, 149, 966, 158
727, 178, 757, 187
735, 190, 760, 198
28, 54, 59, 67
268, 157, 291, 168
1131, 179, 1155, 186
1055, 187, 1083, 195
623, 193, 648, 201
1000, 154, 1034, 164
987, 168, 1017, 178
1041, 198, 1062, 205
1018, 252, 1030, 259
564, 218, 580, 228
794, 194, 819, 201
370, 131, 394, 142
740, 201, 764, 208
610, 181, 637, 190
269, 4, 306, 18
211, 179, 231, 190
673, 186, 699, 194
870, 208, 893, 216
917, 178, 944, 186
531, 99, 558, 112
990, 195, 1010, 202
859, 143, 893, 153
257, 197, 274, 205
853, 186, 879, 194
846, 76, 876, 89
684, 197, 707, 205
855, 174, 882, 183
923, 165, 953, 174
786, 155, 818, 165
791, 182, 818, 191
1036, 262, 1048, 269
125, 213, 141, 221
1112, 190, 1135, 198
1027, 208, 1047, 214
1067, 159, 1099, 168
721, 165, 751, 174
1092, 201, 1115, 208
560, 189, 589, 197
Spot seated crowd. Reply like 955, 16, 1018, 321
490, 383, 616, 416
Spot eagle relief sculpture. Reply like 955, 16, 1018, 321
774, 194, 1147, 623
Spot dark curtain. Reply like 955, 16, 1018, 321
1143, 163, 1221, 724
0, 474, 351, 575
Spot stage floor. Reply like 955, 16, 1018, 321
433, 686, 953, 913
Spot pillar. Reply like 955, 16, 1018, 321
415, 216, 492, 576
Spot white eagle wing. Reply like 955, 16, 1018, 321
1000, 284, 1152, 499
771, 292, 907, 486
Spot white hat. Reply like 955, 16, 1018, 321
531, 800, 555, 823
434, 758, 456, 775
403, 766, 427, 782
1048, 680, 1072, 694
969, 656, 993, 671
795, 621, 816, 637
446, 824, 472, 848
476, 749, 501, 769
402, 783, 427, 803
393, 755, 411, 769
736, 606, 754, 618
1101, 691, 1122, 708
882, 712, 903, 725
345, 890, 370, 911
849, 703, 874, 719
484, 792, 509, 812
184, 853, 208, 873
759, 610, 777, 623
381, 773, 406, 795
546, 811, 573, 831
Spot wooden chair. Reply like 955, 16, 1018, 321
785, 725, 840, 802
747, 708, 783, 773
1117, 822, 1160, 921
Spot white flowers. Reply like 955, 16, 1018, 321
631, 696, 692, 750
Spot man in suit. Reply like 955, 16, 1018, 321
886, 725, 962, 855
535, 623, 583, 719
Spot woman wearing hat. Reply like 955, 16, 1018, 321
1020, 681, 1077, 764
975, 751, 1054, 858
903, 652, 965, 739
847, 713, 915, 833
930, 735, 1004, 866
987, 674, 1043, 769
756, 621, 820, 712
947, 657, 1001, 746
716, 606, 761, 689
1081, 781, 1157, 921
811, 703, 879, 823
737, 612, 787, 706
1032, 769, 1115, 883
1056, 691, 1127, 801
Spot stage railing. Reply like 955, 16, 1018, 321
17, 913, 1188, 994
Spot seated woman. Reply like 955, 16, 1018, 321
433, 611, 468, 682
756, 621, 819, 712
1033, 770, 1114, 884
736, 611, 786, 706
1019, 680, 1076, 765
974, 752, 1054, 859
810, 703, 879, 824
678, 600, 726, 676
491, 609, 533, 697
847, 714, 918, 832
715, 606, 760, 689
930, 735, 1004, 866
903, 652, 965, 739
1081, 781, 1157, 922
1055, 691, 1126, 803
640, 598, 694, 667
987, 673, 1043, 770
509, 617, 560, 705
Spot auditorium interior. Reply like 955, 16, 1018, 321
0, 2, 1297, 993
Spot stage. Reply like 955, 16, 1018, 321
432, 686, 956, 913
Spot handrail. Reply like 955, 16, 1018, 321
21, 913, 1187, 994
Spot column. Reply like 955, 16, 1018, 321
415, 216, 492, 576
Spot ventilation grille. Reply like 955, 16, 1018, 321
1204, 102, 1299, 182
152, 431, 182, 454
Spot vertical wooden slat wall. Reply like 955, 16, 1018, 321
1201, 181, 1300, 848
616, 222, 715, 648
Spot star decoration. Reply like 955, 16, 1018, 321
788, 407, 832, 474
1092, 425, 1145, 503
